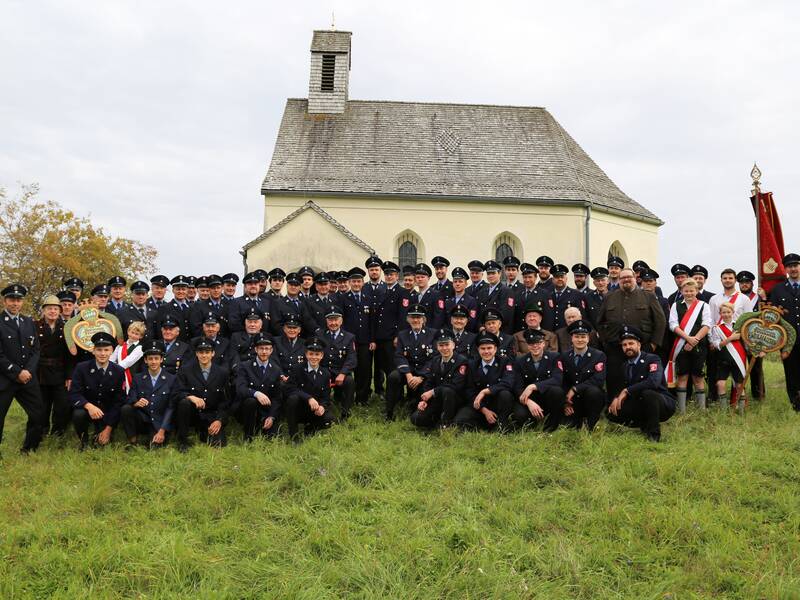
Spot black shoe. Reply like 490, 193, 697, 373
646, 431, 661, 442
124, 443, 136, 452
177, 443, 189, 453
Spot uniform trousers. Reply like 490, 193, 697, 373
509, 387, 565, 432
606, 389, 675, 438
284, 393, 334, 437
175, 398, 226, 447
0, 382, 43, 451
409, 387, 462, 428
453, 389, 515, 431
567, 385, 606, 430
120, 404, 168, 444
385, 370, 424, 420
354, 342, 373, 404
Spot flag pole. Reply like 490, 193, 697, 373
751, 163, 762, 292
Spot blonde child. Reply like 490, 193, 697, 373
111, 321, 146, 392
710, 302, 747, 411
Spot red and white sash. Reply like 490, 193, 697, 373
717, 322, 747, 378
666, 300, 703, 387
717, 292, 740, 324
120, 342, 133, 392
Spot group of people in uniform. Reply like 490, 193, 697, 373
1, 250, 798, 454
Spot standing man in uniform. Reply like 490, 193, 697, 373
105, 276, 128, 315
0, 284, 44, 454
513, 263, 545, 333
541, 264, 586, 332
431, 256, 455, 299
227, 272, 271, 335
443, 267, 479, 332
766, 253, 800, 411
503, 256, 523, 292
476, 260, 514, 333
585, 267, 609, 327
466, 260, 487, 298
147, 275, 170, 311
607, 256, 624, 291
535, 256, 555, 290
372, 261, 410, 399
342, 267, 374, 406
572, 263, 591, 294
737, 270, 764, 400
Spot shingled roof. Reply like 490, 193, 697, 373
262, 99, 661, 224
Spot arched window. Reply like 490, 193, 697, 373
608, 241, 628, 266
396, 230, 423, 268
495, 243, 513, 263
398, 241, 417, 269
493, 232, 522, 263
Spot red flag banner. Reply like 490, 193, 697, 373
750, 191, 786, 293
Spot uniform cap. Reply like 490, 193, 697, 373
2, 284, 28, 298
285, 272, 301, 285
365, 256, 383, 268
306, 336, 327, 352
620, 325, 643, 342
670, 263, 690, 277
415, 263, 433, 277
142, 340, 166, 356
467, 260, 485, 272
632, 260, 650, 272
483, 260, 501, 273
435, 329, 455, 344
551, 264, 569, 276
590, 267, 609, 279
571, 263, 590, 276
520, 262, 537, 275
268, 268, 286, 280
690, 265, 709, 278
640, 269, 659, 281
736, 270, 755, 283
782, 253, 800, 267
348, 267, 366, 279
56, 290, 76, 303
207, 274, 223, 286
325, 306, 343, 318
536, 256, 554, 268
242, 272, 260, 284
91, 284, 110, 296
523, 329, 546, 343
91, 331, 116, 347
476, 332, 499, 346
451, 267, 468, 280
222, 272, 240, 284
107, 275, 126, 287
170, 275, 190, 287
607, 256, 625, 268
482, 309, 503, 323
150, 275, 170, 287
62, 277, 84, 290
502, 255, 521, 268
407, 303, 426, 317
381, 261, 400, 273
130, 280, 150, 293
313, 272, 330, 284
193, 337, 214, 351
567, 319, 592, 335
431, 256, 450, 267
253, 333, 274, 346
450, 304, 469, 318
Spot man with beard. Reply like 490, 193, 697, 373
534, 256, 554, 291
597, 268, 666, 400
766, 253, 800, 411
572, 263, 591, 294
606, 326, 675, 442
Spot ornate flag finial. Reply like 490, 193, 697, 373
751, 162, 762, 196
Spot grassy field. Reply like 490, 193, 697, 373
1, 361, 799, 599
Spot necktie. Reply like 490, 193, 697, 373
356, 294, 361, 304
483, 364, 489, 375
626, 362, 634, 383
574, 354, 580, 366
13, 316, 20, 328
794, 282, 799, 291
202, 371, 209, 381
260, 365, 267, 377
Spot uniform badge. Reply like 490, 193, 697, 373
402, 298, 409, 307
438, 299, 445, 309
506, 364, 513, 371
556, 360, 563, 370
507, 297, 514, 307
595, 362, 604, 372
548, 299, 554, 308
470, 310, 476, 318
649, 362, 658, 372
459, 364, 466, 375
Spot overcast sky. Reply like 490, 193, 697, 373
2, 1, 798, 293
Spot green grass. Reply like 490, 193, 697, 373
1, 361, 799, 599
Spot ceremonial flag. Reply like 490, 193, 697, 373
750, 190, 785, 294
